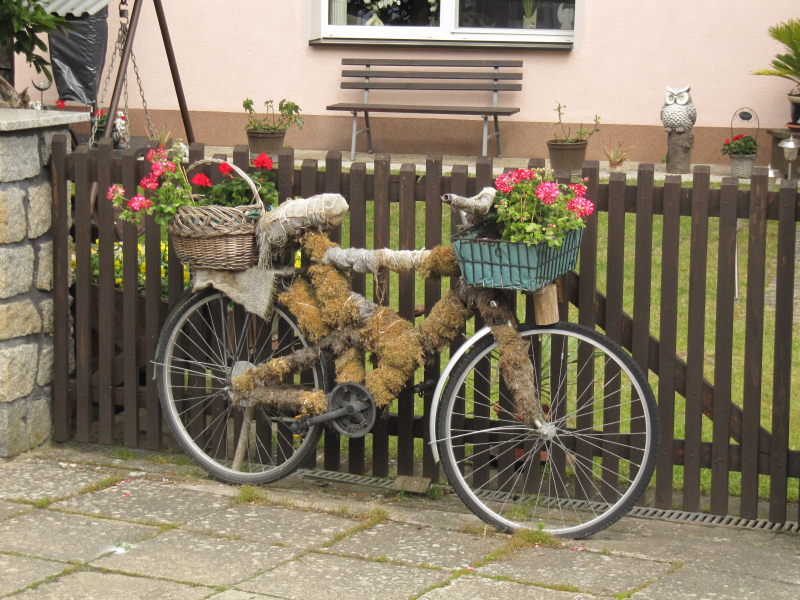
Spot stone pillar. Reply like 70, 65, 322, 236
0, 108, 88, 457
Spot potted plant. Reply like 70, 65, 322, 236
721, 133, 758, 178
521, 0, 537, 29
452, 168, 594, 293
108, 144, 279, 270
753, 18, 800, 130
546, 103, 601, 174
603, 141, 629, 169
243, 98, 303, 154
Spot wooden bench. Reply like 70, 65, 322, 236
327, 58, 523, 160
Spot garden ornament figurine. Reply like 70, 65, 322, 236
660, 86, 696, 133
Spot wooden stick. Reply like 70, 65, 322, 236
533, 283, 559, 325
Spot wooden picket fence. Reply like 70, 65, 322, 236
49, 136, 799, 523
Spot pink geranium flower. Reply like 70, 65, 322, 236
567, 196, 595, 217
127, 195, 152, 212
535, 182, 560, 205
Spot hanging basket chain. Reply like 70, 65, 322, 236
90, 0, 155, 145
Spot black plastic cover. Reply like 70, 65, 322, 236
49, 8, 108, 106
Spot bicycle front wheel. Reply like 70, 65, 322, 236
156, 289, 327, 485
437, 322, 657, 538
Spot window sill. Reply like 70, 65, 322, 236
309, 37, 572, 50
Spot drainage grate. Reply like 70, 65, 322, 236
302, 469, 800, 533
629, 506, 800, 533
300, 469, 397, 490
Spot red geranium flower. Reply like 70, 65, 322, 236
253, 153, 273, 170
191, 173, 213, 187
55, 99, 65, 109
218, 162, 233, 176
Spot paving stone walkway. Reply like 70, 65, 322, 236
0, 443, 797, 599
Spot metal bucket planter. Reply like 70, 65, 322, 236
246, 130, 286, 155
546, 140, 587, 174
730, 154, 756, 178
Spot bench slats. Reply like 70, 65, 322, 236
332, 57, 523, 159
342, 58, 523, 68
342, 81, 522, 92
327, 103, 520, 116
342, 69, 523, 81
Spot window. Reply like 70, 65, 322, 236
313, 0, 575, 47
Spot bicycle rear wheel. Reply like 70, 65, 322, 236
437, 322, 657, 538
155, 289, 328, 484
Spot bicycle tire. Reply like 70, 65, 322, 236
155, 288, 328, 485
437, 322, 658, 538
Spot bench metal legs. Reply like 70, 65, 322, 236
481, 115, 503, 158
350, 111, 374, 161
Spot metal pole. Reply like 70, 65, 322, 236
103, 0, 145, 140
152, 0, 195, 143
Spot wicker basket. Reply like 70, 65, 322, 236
452, 222, 583, 292
168, 158, 264, 270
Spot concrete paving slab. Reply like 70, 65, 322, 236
0, 510, 159, 562
419, 574, 596, 599
0, 554, 68, 596
10, 570, 212, 600
582, 518, 800, 585
328, 521, 504, 569
630, 564, 800, 600
0, 498, 31, 520
0, 461, 115, 501
184, 503, 356, 548
239, 551, 449, 599
478, 546, 672, 596
92, 529, 298, 587
55, 478, 229, 524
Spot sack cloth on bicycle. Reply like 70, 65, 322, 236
257, 194, 349, 265
192, 267, 277, 319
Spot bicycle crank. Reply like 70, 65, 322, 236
296, 382, 376, 439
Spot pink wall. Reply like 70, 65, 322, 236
16, 0, 799, 156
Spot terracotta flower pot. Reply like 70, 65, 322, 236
246, 130, 286, 155
546, 140, 588, 174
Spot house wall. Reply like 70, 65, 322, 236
17, 0, 798, 164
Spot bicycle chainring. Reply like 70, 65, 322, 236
327, 382, 376, 439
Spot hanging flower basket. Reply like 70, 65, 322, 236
452, 222, 584, 292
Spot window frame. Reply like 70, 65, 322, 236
311, 0, 575, 48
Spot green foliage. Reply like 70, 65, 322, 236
243, 98, 304, 133
204, 167, 278, 208
721, 134, 758, 156
0, 1, 68, 80
551, 102, 601, 143
753, 18, 800, 88
493, 168, 591, 246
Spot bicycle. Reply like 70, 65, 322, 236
154, 189, 658, 539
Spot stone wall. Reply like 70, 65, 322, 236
0, 109, 88, 457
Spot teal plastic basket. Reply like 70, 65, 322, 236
452, 224, 583, 292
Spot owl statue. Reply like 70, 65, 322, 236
660, 86, 696, 133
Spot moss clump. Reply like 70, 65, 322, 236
336, 347, 365, 384
299, 389, 328, 415
301, 231, 338, 263
308, 264, 359, 329
419, 245, 461, 279
365, 366, 408, 408
419, 289, 469, 354
278, 279, 330, 342
361, 306, 423, 374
